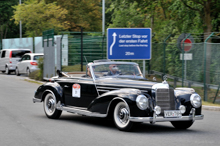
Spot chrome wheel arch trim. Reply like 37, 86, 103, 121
106, 97, 131, 117
42, 90, 56, 101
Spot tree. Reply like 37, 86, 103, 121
180, 0, 220, 84
11, 0, 68, 37
0, 0, 19, 41
45, 0, 102, 32
107, 1, 144, 28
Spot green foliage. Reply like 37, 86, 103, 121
45, 0, 102, 32
29, 57, 44, 81
11, 0, 68, 37
108, 1, 144, 28
0, 0, 20, 39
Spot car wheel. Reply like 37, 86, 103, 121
27, 68, 30, 76
16, 67, 20, 76
5, 66, 10, 75
171, 120, 194, 129
113, 102, 133, 131
43, 92, 62, 119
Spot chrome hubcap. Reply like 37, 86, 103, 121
118, 107, 129, 124
47, 98, 55, 113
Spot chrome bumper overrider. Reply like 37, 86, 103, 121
129, 108, 204, 122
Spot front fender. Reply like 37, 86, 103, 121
88, 88, 151, 117
174, 88, 202, 115
34, 82, 63, 102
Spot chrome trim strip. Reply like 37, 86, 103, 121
97, 86, 148, 93
96, 86, 120, 90
56, 101, 106, 118
140, 90, 148, 93
33, 97, 41, 103
129, 114, 204, 122
97, 89, 109, 92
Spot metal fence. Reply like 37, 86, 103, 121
61, 32, 220, 103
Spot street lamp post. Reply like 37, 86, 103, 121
102, 0, 105, 35
19, 0, 22, 38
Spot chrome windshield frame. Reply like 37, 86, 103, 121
88, 61, 143, 81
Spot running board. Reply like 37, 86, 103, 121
56, 101, 106, 118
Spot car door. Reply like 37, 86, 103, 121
23, 55, 31, 73
62, 78, 99, 108
17, 55, 27, 73
0, 50, 5, 70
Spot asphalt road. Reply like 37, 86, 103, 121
0, 73, 220, 146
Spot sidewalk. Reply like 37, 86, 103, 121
202, 105, 220, 111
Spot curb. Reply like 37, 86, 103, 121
24, 77, 46, 84
202, 105, 220, 111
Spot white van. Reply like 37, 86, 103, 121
0, 49, 32, 74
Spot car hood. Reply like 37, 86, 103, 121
95, 77, 158, 89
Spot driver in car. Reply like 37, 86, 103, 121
107, 64, 120, 75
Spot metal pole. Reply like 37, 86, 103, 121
213, 83, 220, 103
102, 34, 104, 59
60, 34, 64, 71
143, 60, 145, 77
19, 0, 22, 38
185, 60, 187, 80
182, 34, 191, 87
163, 34, 171, 75
81, 27, 83, 71
204, 32, 214, 101
102, 0, 105, 35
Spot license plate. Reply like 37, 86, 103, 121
164, 110, 182, 118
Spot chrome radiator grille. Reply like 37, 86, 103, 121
156, 88, 175, 112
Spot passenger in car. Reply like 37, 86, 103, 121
87, 67, 92, 77
107, 64, 119, 75
82, 63, 93, 78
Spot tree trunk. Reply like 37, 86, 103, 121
204, 0, 212, 84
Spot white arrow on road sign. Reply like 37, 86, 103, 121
110, 32, 117, 55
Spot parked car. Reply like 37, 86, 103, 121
0, 49, 32, 74
33, 60, 204, 131
15, 53, 43, 76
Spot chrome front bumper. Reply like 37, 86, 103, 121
129, 108, 204, 123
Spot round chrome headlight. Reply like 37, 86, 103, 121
136, 95, 148, 110
190, 94, 201, 108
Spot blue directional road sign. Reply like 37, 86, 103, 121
107, 28, 151, 60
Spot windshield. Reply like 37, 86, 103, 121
91, 63, 143, 79
34, 55, 43, 60
12, 50, 31, 58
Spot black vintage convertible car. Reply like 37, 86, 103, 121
33, 60, 204, 131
